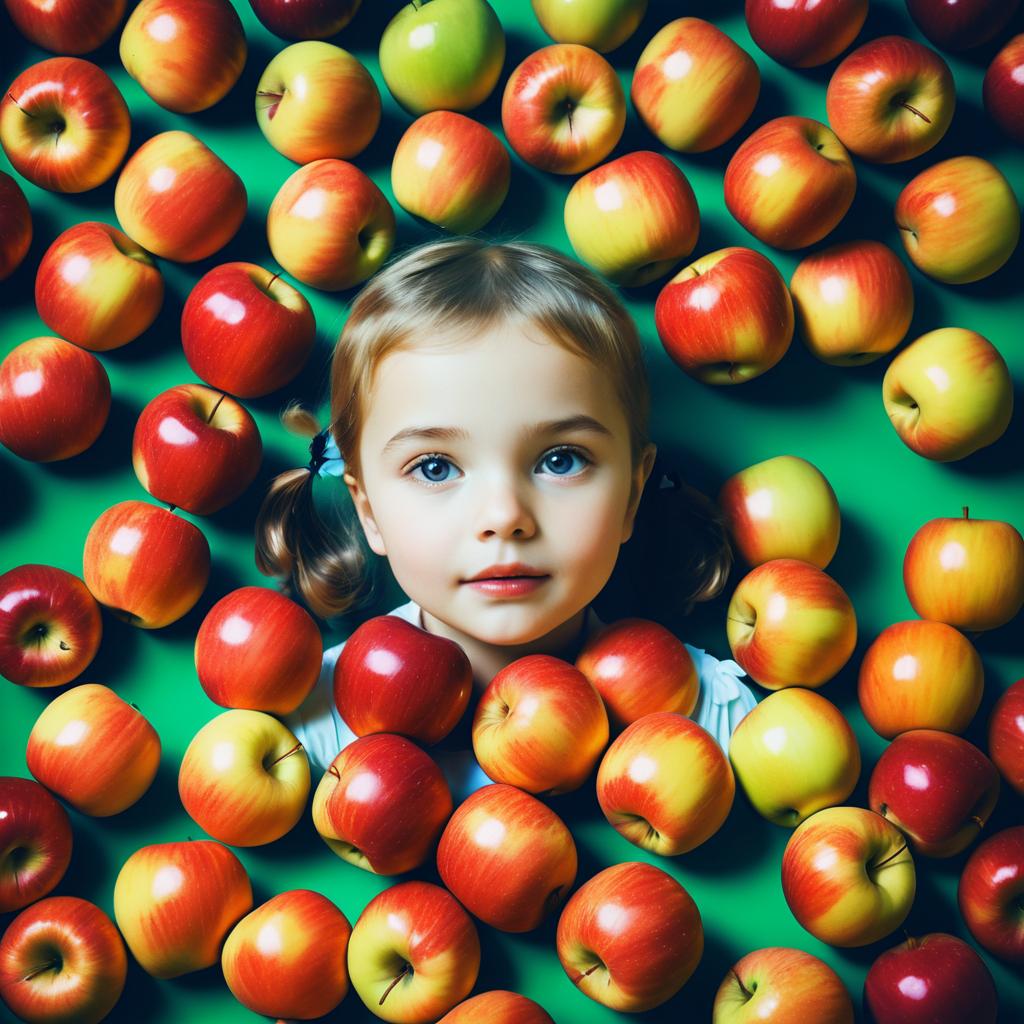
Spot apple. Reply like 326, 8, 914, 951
347, 880, 480, 1024
575, 617, 698, 731
113, 839, 253, 979
730, 688, 860, 828
312, 733, 452, 874
248, 0, 360, 38
26, 683, 161, 817
727, 558, 857, 691
114, 130, 247, 263
869, 729, 1000, 858
906, 0, 1020, 51
745, 0, 867, 67
256, 41, 380, 164
180, 262, 316, 399
0, 336, 110, 463
132, 383, 263, 516
0, 777, 72, 914
858, 619, 984, 739
718, 456, 840, 570
0, 564, 101, 687
391, 111, 511, 234
379, 0, 505, 115
0, 170, 31, 281
989, 678, 1024, 796
556, 861, 702, 1012
120, 0, 246, 114
564, 150, 700, 287
596, 711, 734, 854
439, 990, 555, 1023
333, 614, 473, 746
903, 509, 1024, 632
267, 158, 395, 291
826, 36, 954, 163
222, 889, 352, 1020
0, 896, 126, 1024
958, 826, 1024, 964
195, 586, 322, 714
883, 328, 1013, 462
531, 0, 645, 52
864, 932, 997, 1024
632, 17, 760, 153
472, 653, 608, 795
3, 0, 127, 54
0, 57, 130, 193
437, 783, 577, 933
82, 500, 211, 629
178, 709, 310, 847
713, 946, 854, 1023
501, 43, 626, 175
984, 34, 1024, 144
655, 247, 794, 385
724, 116, 856, 250
35, 222, 163, 352
782, 806, 916, 947
790, 240, 914, 366
895, 155, 1020, 284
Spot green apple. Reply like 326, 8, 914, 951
379, 0, 505, 115
729, 688, 861, 828
531, 0, 647, 52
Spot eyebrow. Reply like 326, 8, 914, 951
381, 415, 614, 457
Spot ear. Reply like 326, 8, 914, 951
343, 472, 387, 557
621, 443, 658, 544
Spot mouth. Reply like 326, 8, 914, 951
461, 563, 549, 584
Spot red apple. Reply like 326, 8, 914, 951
312, 733, 453, 874
0, 57, 130, 193
0, 170, 31, 281
114, 130, 247, 263
575, 617, 698, 731
0, 336, 110, 463
0, 777, 72, 914
906, 0, 1021, 51
333, 614, 473, 746
439, 991, 555, 1023
27, 683, 161, 817
724, 116, 856, 250
222, 890, 351, 1020
556, 861, 703, 1012
501, 43, 626, 175
82, 500, 211, 629
864, 932, 997, 1024
984, 34, 1024, 144
989, 678, 1024, 796
195, 586, 322, 714
745, 0, 867, 67
869, 729, 1000, 858
655, 246, 794, 384
248, 0, 361, 38
132, 384, 262, 516
0, 896, 126, 1024
437, 783, 577, 933
958, 826, 1024, 964
0, 564, 101, 687
3, 0, 127, 54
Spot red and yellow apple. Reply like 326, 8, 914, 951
744, 0, 867, 68
531, 0, 645, 51
989, 678, 1024, 797
958, 826, 1024, 965
0, 170, 31, 281
3, 0, 127, 54
439, 990, 555, 1023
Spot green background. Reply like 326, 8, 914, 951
1, 0, 1022, 1020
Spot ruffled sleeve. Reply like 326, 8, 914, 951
686, 644, 759, 757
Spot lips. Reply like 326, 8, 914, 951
463, 562, 548, 583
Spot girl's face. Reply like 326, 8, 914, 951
345, 319, 656, 647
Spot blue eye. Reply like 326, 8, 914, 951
411, 456, 459, 484
538, 446, 589, 476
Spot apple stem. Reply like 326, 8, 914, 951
329, 764, 341, 779
581, 963, 602, 979
206, 392, 227, 424
899, 100, 931, 124
873, 843, 908, 871
268, 271, 281, 289
963, 506, 969, 519
732, 969, 753, 1000
379, 962, 411, 1005
22, 957, 61, 982
903, 930, 917, 950
564, 99, 575, 134
267, 741, 303, 768
58, 640, 70, 651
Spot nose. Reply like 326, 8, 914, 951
474, 472, 538, 541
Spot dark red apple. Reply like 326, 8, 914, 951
0, 776, 73, 914
905, 0, 1021, 51
958, 826, 1024, 964
0, 170, 31, 281
984, 34, 1024, 144
247, 0, 361, 39
2, 0, 127, 54
745, 0, 868, 67
989, 678, 1024, 796
333, 615, 473, 746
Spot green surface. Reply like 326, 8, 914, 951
1, 0, 1023, 1021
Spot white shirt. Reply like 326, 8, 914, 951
287, 599, 758, 803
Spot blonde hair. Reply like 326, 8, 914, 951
255, 237, 731, 619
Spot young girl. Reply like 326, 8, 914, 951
255, 238, 756, 800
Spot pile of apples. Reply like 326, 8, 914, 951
0, 0, 1022, 1021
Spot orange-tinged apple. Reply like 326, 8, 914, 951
632, 17, 760, 153
112, 839, 252, 979
222, 890, 351, 1020
727, 558, 857, 690
439, 990, 555, 1023
0, 170, 32, 281
26, 683, 160, 816
596, 711, 734, 854
858, 619, 984, 739
745, 0, 867, 68
531, 0, 647, 52
989, 678, 1024, 797
3, 0, 128, 54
